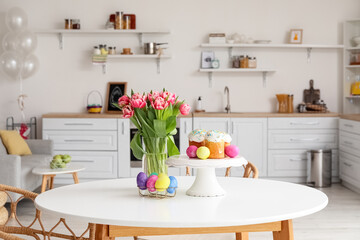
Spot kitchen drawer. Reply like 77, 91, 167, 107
43, 130, 117, 151
54, 151, 118, 179
43, 118, 117, 131
268, 150, 338, 177
268, 117, 338, 130
339, 131, 360, 157
268, 130, 338, 149
339, 119, 360, 134
340, 151, 360, 186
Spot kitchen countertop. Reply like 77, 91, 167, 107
43, 112, 339, 119
340, 114, 360, 122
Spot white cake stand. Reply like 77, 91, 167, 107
166, 155, 247, 197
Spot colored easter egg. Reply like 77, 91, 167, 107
167, 176, 178, 194
186, 145, 198, 158
225, 145, 240, 158
149, 172, 158, 177
196, 146, 210, 160
158, 173, 167, 178
155, 176, 170, 192
146, 175, 158, 192
136, 172, 148, 190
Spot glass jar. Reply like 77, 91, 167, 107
93, 46, 101, 55
232, 56, 240, 68
240, 55, 246, 68
65, 19, 71, 29
108, 47, 116, 55
72, 19, 81, 29
124, 16, 131, 30
248, 57, 257, 68
115, 11, 124, 29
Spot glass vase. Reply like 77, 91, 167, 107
143, 137, 168, 176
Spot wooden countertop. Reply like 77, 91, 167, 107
192, 112, 339, 118
340, 114, 360, 122
43, 112, 339, 119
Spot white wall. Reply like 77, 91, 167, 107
0, 0, 359, 134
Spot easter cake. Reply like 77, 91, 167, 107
188, 129, 207, 148
205, 130, 225, 159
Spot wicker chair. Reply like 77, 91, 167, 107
0, 184, 95, 240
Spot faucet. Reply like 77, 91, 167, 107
224, 86, 231, 113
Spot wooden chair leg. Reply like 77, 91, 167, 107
41, 175, 48, 193
273, 220, 294, 240
236, 232, 249, 240
133, 237, 138, 240
95, 224, 115, 240
49, 176, 55, 189
72, 172, 79, 184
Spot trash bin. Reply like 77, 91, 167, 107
307, 149, 332, 187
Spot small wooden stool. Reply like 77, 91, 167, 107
32, 164, 85, 193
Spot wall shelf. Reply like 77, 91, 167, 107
346, 96, 360, 104
199, 68, 276, 88
345, 65, 360, 69
94, 54, 172, 74
36, 29, 171, 49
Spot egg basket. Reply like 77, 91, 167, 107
138, 187, 177, 199
87, 90, 103, 114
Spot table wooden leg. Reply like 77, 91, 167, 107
236, 232, 249, 240
96, 224, 114, 240
49, 175, 55, 189
41, 175, 48, 193
272, 220, 294, 240
72, 172, 79, 184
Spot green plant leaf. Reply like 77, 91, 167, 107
166, 116, 177, 134
147, 109, 156, 122
112, 103, 121, 110
135, 108, 156, 137
130, 131, 145, 160
130, 117, 141, 130
154, 119, 167, 137
167, 136, 180, 157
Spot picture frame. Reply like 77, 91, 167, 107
289, 29, 303, 44
201, 51, 215, 69
105, 82, 127, 113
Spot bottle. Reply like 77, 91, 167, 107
93, 46, 101, 55
197, 96, 203, 111
239, 55, 245, 68
288, 95, 294, 113
244, 55, 249, 68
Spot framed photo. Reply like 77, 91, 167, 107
289, 29, 303, 44
201, 51, 215, 69
105, 82, 127, 113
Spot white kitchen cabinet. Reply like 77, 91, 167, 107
268, 117, 339, 183
230, 118, 267, 177
118, 119, 131, 178
193, 118, 230, 133
179, 118, 192, 154
339, 119, 360, 193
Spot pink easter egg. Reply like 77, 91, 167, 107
186, 145, 198, 158
146, 175, 158, 192
225, 145, 239, 158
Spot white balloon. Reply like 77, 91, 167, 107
5, 7, 28, 32
22, 54, 39, 79
2, 31, 20, 51
0, 51, 23, 80
17, 30, 37, 56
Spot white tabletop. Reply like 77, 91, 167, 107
32, 163, 85, 175
35, 177, 328, 228
166, 155, 247, 168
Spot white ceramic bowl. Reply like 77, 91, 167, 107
352, 36, 360, 47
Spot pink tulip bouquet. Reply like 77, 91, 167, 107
115, 89, 190, 175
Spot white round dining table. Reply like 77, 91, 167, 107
35, 177, 328, 240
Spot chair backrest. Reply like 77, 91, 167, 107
0, 184, 95, 240
186, 161, 259, 178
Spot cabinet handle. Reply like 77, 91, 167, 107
344, 124, 354, 128
290, 138, 319, 142
64, 139, 94, 143
184, 121, 187, 134
231, 122, 234, 134
290, 121, 319, 126
343, 162, 353, 167
71, 160, 95, 163
122, 121, 125, 135
289, 158, 307, 161
343, 141, 353, 146
64, 123, 94, 126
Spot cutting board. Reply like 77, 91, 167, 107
303, 79, 320, 104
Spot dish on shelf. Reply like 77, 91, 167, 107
254, 40, 271, 44
352, 36, 360, 47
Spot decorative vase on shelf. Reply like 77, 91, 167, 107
114, 89, 191, 177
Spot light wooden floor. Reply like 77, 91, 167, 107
6, 183, 360, 240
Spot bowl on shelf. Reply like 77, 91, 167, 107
352, 36, 360, 47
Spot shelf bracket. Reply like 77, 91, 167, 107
228, 47, 233, 58
139, 33, 144, 48
156, 58, 161, 74
58, 33, 64, 50
262, 72, 267, 88
102, 64, 107, 74
307, 48, 312, 63
208, 72, 213, 88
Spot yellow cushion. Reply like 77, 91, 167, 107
0, 130, 32, 156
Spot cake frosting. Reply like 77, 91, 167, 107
188, 129, 207, 142
205, 130, 226, 142
223, 132, 232, 143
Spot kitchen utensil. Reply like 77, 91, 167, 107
303, 79, 320, 104
276, 94, 288, 113
144, 42, 167, 54
121, 48, 133, 55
